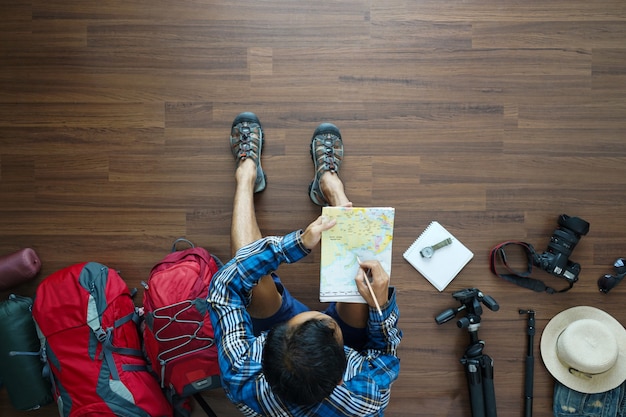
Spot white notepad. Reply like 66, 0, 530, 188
403, 221, 473, 291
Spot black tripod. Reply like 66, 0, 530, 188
436, 288, 499, 417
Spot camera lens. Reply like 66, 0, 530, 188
557, 215, 590, 236
547, 229, 579, 256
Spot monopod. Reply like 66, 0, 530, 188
519, 310, 535, 417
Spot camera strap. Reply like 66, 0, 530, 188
489, 241, 574, 294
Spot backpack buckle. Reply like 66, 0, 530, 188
94, 328, 107, 343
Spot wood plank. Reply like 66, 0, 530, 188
2, 0, 626, 416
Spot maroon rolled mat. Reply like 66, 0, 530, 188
0, 248, 41, 291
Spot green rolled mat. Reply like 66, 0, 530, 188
0, 294, 52, 410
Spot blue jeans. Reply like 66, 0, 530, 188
553, 381, 626, 417
250, 273, 368, 351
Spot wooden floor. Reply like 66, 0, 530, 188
2, 1, 626, 416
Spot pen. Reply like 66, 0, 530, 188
356, 257, 383, 316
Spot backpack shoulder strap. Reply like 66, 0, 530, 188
81, 263, 144, 369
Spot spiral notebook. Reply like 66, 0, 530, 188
403, 221, 473, 291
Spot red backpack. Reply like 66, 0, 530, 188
141, 239, 222, 416
32, 262, 172, 417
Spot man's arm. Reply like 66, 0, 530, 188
208, 231, 309, 379
344, 261, 402, 413
354, 260, 402, 355
329, 290, 401, 416
364, 288, 402, 353
209, 213, 336, 316
208, 214, 336, 397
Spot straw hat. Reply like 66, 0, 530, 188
540, 306, 626, 394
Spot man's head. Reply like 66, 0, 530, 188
262, 311, 346, 405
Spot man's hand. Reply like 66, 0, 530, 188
301, 215, 336, 250
355, 260, 390, 310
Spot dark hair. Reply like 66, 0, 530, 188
262, 317, 346, 405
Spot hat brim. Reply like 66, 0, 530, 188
540, 306, 626, 394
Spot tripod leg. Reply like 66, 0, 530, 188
481, 355, 497, 417
462, 358, 486, 417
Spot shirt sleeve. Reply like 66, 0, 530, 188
207, 230, 310, 401
365, 287, 402, 356
331, 289, 402, 415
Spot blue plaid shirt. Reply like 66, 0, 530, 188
208, 230, 402, 417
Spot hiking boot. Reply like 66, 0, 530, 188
309, 123, 343, 206
230, 112, 266, 193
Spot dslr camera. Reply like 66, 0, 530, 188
534, 214, 590, 283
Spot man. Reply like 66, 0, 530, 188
208, 112, 402, 416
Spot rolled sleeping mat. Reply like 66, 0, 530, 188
0, 248, 41, 291
0, 294, 53, 410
